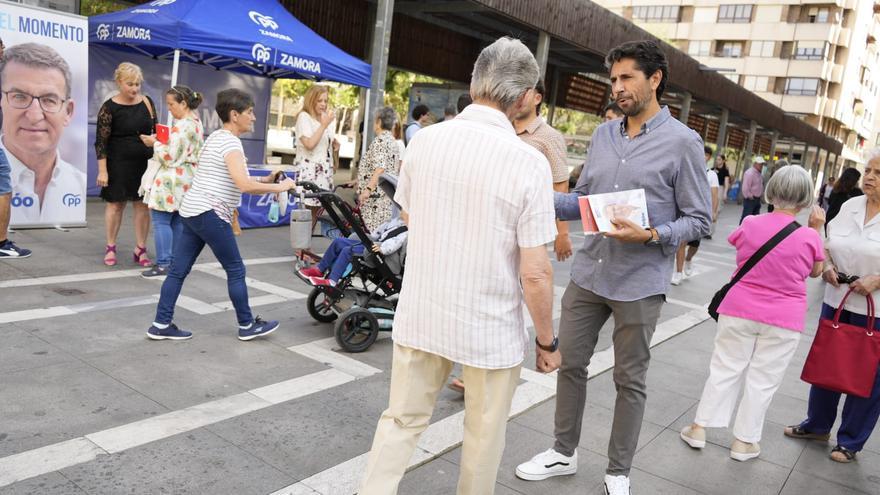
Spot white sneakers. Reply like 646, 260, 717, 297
684, 261, 694, 277
514, 448, 577, 481
671, 271, 683, 285
680, 425, 706, 449
516, 449, 631, 494
604, 474, 632, 495
730, 439, 761, 461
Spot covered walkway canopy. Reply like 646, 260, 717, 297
282, 0, 845, 177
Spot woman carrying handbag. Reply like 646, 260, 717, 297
785, 151, 880, 463
680, 166, 826, 462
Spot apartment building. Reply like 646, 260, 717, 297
595, 0, 880, 166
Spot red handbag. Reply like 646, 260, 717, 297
801, 290, 880, 398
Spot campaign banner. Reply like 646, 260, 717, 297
0, 1, 88, 228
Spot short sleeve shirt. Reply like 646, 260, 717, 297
179, 130, 245, 222
518, 117, 569, 184
707, 169, 719, 188
824, 195, 880, 315
393, 104, 557, 369
294, 112, 333, 164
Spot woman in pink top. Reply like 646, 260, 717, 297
680, 165, 825, 462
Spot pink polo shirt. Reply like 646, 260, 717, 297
718, 212, 824, 331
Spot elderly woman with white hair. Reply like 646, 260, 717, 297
785, 150, 880, 464
357, 106, 400, 232
681, 165, 826, 462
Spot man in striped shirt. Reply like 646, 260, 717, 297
358, 37, 560, 495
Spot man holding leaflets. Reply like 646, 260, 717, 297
515, 40, 711, 495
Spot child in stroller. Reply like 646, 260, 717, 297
298, 214, 407, 287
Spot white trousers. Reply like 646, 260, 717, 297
694, 315, 801, 443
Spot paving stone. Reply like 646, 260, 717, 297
779, 470, 872, 495
793, 441, 880, 494
0, 472, 88, 495
0, 325, 75, 374
584, 371, 698, 428
399, 457, 522, 495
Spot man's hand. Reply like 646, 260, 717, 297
554, 233, 573, 261
536, 348, 561, 373
604, 217, 652, 243
850, 275, 880, 296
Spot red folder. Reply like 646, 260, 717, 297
156, 124, 170, 144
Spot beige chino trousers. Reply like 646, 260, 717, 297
358, 344, 521, 495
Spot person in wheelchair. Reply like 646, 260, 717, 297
298, 212, 407, 287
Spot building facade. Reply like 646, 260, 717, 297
595, 0, 880, 166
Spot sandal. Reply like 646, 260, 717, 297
133, 245, 152, 267
104, 244, 117, 266
784, 424, 830, 441
830, 445, 857, 463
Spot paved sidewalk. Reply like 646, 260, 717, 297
0, 199, 877, 495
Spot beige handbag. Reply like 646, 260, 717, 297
139, 95, 159, 199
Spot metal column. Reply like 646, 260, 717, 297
364, 0, 394, 147
535, 31, 551, 79
678, 92, 692, 124
715, 108, 729, 153
768, 132, 778, 161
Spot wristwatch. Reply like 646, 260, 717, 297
643, 227, 661, 246
535, 336, 559, 352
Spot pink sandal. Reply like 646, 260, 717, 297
104, 244, 117, 266
133, 245, 151, 267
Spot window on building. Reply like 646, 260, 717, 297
785, 78, 820, 96
794, 41, 828, 60
807, 6, 831, 23
687, 40, 712, 57
717, 41, 744, 58
724, 73, 740, 83
743, 76, 769, 92
718, 4, 753, 23
749, 41, 775, 57
633, 5, 681, 22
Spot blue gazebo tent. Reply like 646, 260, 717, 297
88, 0, 371, 88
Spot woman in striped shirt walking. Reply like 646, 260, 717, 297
146, 88, 295, 342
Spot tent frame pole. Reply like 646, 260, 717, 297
168, 48, 181, 124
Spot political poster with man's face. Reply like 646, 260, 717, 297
0, 2, 88, 228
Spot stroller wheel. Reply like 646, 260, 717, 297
307, 287, 338, 323
334, 308, 379, 353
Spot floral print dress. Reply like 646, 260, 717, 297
358, 131, 400, 232
294, 111, 334, 207
147, 114, 204, 212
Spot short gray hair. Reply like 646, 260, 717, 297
375, 106, 397, 131
0, 43, 72, 98
764, 165, 814, 210
470, 37, 539, 112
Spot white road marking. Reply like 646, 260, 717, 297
666, 298, 707, 311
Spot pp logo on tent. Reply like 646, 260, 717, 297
149, 0, 176, 6
249, 11, 278, 30
252, 43, 272, 64
96, 23, 111, 41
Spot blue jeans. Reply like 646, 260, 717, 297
317, 237, 364, 282
155, 210, 253, 326
739, 198, 761, 224
151, 210, 182, 268
800, 304, 880, 452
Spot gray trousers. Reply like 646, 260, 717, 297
552, 281, 664, 475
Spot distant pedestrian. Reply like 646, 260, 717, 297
672, 146, 719, 285
715, 154, 731, 203
357, 107, 400, 231
442, 104, 457, 122
825, 167, 863, 226
146, 88, 295, 342
456, 93, 472, 113
818, 176, 834, 211
681, 166, 825, 462
403, 104, 430, 145
603, 100, 624, 122
740, 156, 765, 224
294, 84, 339, 230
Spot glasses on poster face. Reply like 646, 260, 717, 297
3, 90, 67, 113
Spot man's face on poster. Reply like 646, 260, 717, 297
1, 61, 74, 159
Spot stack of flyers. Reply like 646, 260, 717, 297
577, 189, 650, 234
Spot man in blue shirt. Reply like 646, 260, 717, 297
516, 40, 711, 495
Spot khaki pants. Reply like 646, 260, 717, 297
359, 344, 521, 495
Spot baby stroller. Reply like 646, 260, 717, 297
292, 174, 405, 352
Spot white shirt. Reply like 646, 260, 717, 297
179, 130, 245, 221
294, 112, 334, 165
392, 104, 558, 369
3, 138, 86, 227
707, 168, 719, 189
824, 195, 880, 315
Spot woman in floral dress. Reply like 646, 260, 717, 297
357, 107, 400, 232
294, 84, 339, 231
138, 85, 205, 277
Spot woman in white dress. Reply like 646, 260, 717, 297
294, 84, 339, 230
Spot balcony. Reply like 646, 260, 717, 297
787, 59, 832, 79
780, 95, 822, 114
831, 64, 845, 83
837, 27, 852, 47
792, 23, 838, 43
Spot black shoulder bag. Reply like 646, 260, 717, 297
708, 220, 800, 321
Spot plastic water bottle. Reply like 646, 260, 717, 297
290, 208, 312, 250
